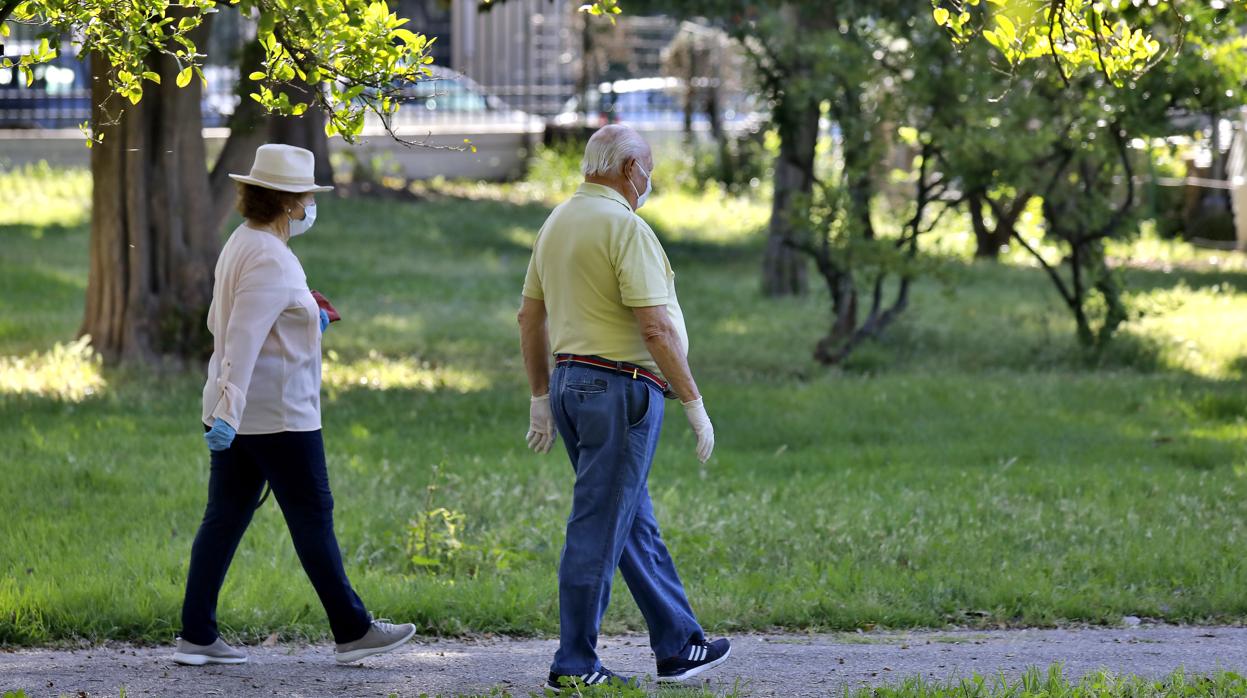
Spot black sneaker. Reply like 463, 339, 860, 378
546, 667, 639, 691
656, 637, 731, 683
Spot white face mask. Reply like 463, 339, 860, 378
288, 202, 316, 237
627, 162, 652, 211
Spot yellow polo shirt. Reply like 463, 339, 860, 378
522, 182, 688, 376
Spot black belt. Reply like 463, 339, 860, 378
554, 354, 674, 397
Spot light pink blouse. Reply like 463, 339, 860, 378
201, 224, 322, 434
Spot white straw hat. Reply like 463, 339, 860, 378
229, 143, 334, 193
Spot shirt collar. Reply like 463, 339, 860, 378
576, 182, 633, 212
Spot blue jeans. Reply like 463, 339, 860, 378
180, 429, 371, 646
549, 364, 703, 675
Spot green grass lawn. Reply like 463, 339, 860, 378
2, 158, 1247, 648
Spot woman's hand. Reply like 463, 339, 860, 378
205, 420, 237, 451
319, 308, 330, 333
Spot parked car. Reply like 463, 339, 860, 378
552, 76, 763, 134
350, 66, 545, 182
367, 66, 543, 133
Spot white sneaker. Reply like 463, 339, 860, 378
334, 619, 416, 664
172, 637, 248, 666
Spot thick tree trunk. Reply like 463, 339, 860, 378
762, 93, 817, 297
81, 12, 277, 364
81, 34, 219, 363
208, 34, 270, 234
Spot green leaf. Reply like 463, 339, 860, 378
933, 7, 951, 27
392, 28, 421, 47
248, 71, 266, 81
176, 66, 193, 88
995, 14, 1017, 43
291, 102, 308, 116
0, 22, 9, 38
258, 11, 275, 38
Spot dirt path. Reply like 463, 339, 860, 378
4, 626, 1246, 697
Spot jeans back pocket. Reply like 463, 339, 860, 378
566, 377, 609, 395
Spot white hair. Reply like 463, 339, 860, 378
581, 124, 649, 177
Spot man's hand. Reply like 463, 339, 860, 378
681, 397, 714, 463
527, 394, 557, 454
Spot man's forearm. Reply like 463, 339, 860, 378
520, 321, 551, 396
644, 332, 699, 402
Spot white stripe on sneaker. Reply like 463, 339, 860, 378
586, 671, 600, 684
697, 646, 706, 661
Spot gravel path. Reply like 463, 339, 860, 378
3, 626, 1246, 697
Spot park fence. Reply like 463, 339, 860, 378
0, 2, 727, 134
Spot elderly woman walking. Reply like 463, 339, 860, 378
173, 144, 414, 666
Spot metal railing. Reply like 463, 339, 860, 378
0, 3, 758, 136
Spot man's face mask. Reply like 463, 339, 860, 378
628, 161, 652, 210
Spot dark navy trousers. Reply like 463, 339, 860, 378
180, 429, 370, 645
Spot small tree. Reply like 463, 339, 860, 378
941, 2, 1247, 348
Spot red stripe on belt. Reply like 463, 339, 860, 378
553, 354, 670, 393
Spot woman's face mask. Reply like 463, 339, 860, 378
288, 199, 317, 237
627, 161, 652, 211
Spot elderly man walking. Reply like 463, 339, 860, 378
518, 125, 731, 690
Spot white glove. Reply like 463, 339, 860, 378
681, 397, 715, 463
526, 394, 557, 454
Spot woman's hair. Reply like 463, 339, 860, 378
236, 182, 302, 224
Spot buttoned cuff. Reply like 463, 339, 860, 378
209, 380, 245, 431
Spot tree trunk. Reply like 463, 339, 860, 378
81, 28, 220, 363
969, 190, 1028, 259
208, 34, 271, 234
682, 47, 696, 145
968, 191, 995, 258
706, 76, 732, 185
762, 92, 817, 297
81, 11, 277, 364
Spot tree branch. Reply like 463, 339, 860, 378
1010, 227, 1075, 308
0, 0, 21, 28
1047, 0, 1072, 89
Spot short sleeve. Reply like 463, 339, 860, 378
615, 220, 671, 307
522, 250, 544, 300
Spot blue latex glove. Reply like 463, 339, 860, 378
204, 420, 237, 451
318, 308, 330, 333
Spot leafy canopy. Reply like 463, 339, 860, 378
932, 0, 1246, 86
